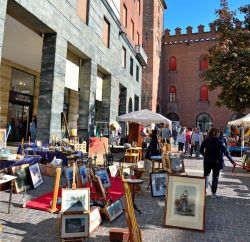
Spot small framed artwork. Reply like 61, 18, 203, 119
61, 213, 89, 238
10, 164, 31, 193
89, 207, 102, 234
29, 163, 43, 189
108, 164, 118, 177
61, 188, 90, 213
95, 169, 111, 189
64, 166, 80, 188
106, 199, 124, 223
164, 174, 206, 231
79, 165, 88, 186
150, 172, 167, 197
168, 152, 185, 173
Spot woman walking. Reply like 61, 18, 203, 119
200, 128, 236, 198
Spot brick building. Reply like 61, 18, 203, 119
142, 0, 167, 111
160, 24, 245, 131
0, 0, 147, 143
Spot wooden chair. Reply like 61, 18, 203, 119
123, 148, 139, 163
74, 141, 87, 153
122, 177, 142, 242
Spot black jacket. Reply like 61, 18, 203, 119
200, 136, 234, 170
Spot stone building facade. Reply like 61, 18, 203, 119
142, 0, 166, 112
160, 24, 244, 131
0, 0, 146, 143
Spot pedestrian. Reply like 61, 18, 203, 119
146, 129, 161, 159
29, 116, 37, 142
190, 127, 203, 158
161, 123, 172, 144
177, 127, 186, 152
200, 128, 236, 198
172, 127, 178, 145
185, 127, 192, 155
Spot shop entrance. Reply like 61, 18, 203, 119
8, 102, 32, 142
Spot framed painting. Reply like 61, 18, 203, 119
95, 169, 111, 189
106, 199, 124, 222
79, 165, 88, 186
164, 174, 206, 231
64, 166, 80, 188
89, 207, 102, 234
61, 188, 90, 213
29, 163, 43, 189
150, 172, 167, 197
168, 152, 185, 173
10, 164, 31, 193
61, 213, 89, 238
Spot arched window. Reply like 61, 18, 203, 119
169, 56, 176, 71
200, 85, 208, 101
196, 113, 212, 132
200, 57, 208, 70
169, 85, 176, 102
229, 113, 245, 121
166, 112, 180, 121
128, 98, 133, 113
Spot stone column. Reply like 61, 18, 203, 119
101, 75, 111, 122
109, 76, 119, 121
0, 0, 7, 66
68, 89, 79, 131
36, 34, 67, 143
78, 59, 97, 140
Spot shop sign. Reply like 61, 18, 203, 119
9, 91, 33, 105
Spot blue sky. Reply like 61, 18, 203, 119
164, 0, 249, 34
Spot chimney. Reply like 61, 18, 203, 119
198, 25, 204, 34
209, 23, 216, 33
186, 26, 193, 35
175, 27, 181, 36
164, 29, 170, 38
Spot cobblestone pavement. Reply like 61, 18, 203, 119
0, 151, 249, 242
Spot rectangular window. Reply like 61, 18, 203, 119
131, 19, 134, 40
122, 47, 126, 68
136, 65, 139, 81
137, 32, 140, 45
123, 4, 127, 28
169, 93, 176, 102
130, 57, 133, 76
102, 17, 110, 48
76, 0, 89, 24
138, 0, 141, 15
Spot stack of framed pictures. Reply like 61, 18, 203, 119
164, 174, 206, 231
61, 188, 101, 239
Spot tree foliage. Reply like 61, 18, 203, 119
202, 0, 250, 112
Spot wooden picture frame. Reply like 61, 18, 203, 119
105, 199, 124, 222
10, 164, 31, 193
89, 207, 102, 234
61, 188, 90, 213
95, 169, 111, 189
167, 152, 185, 173
29, 163, 43, 189
61, 213, 89, 238
150, 172, 167, 197
164, 174, 206, 231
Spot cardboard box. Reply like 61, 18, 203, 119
110, 228, 129, 241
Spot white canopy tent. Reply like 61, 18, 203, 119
118, 109, 172, 126
228, 113, 250, 156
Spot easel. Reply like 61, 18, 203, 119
61, 112, 70, 139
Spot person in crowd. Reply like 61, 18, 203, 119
200, 128, 236, 198
190, 127, 203, 158
185, 127, 192, 155
161, 123, 172, 144
177, 127, 186, 152
172, 127, 178, 145
146, 129, 161, 159
29, 116, 37, 142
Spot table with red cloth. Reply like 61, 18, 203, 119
25, 176, 124, 212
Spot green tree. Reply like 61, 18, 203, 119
202, 0, 250, 112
